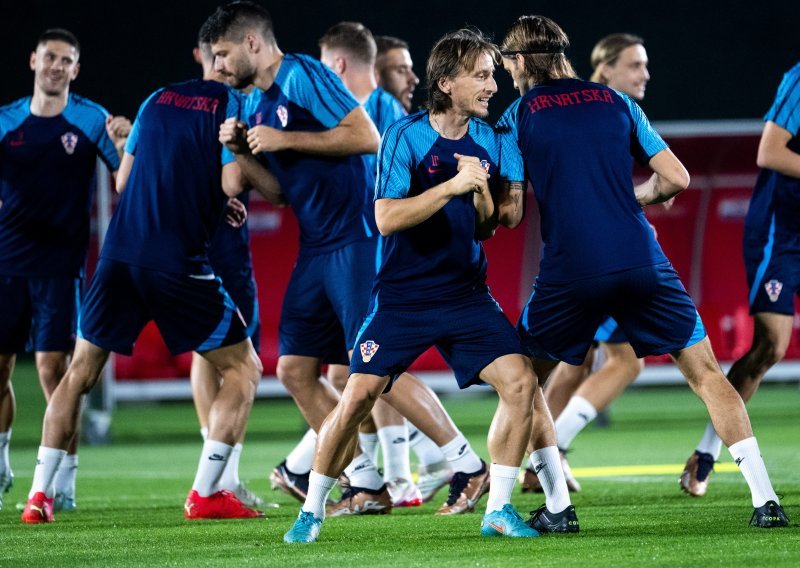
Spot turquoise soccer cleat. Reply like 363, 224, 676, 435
284, 510, 323, 544
481, 504, 540, 538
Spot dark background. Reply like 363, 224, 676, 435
3, 0, 798, 122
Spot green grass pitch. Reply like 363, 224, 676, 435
1, 360, 799, 566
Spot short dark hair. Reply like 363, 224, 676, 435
199, 1, 273, 45
426, 28, 499, 113
36, 28, 80, 55
319, 22, 376, 66
501, 15, 576, 84
375, 35, 409, 56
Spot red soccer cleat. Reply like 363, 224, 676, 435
21, 492, 55, 524
184, 489, 264, 520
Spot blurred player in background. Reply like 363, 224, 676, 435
0, 29, 129, 512
499, 14, 787, 528
20, 60, 279, 522
189, 39, 264, 509
374, 36, 419, 113
523, 32, 652, 494
680, 61, 800, 501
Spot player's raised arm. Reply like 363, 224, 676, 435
756, 121, 800, 178
246, 105, 379, 157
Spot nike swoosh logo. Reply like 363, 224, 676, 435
488, 521, 504, 533
427, 167, 443, 174
208, 454, 226, 461
534, 463, 545, 474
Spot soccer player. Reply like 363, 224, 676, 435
498, 14, 788, 528
374, 36, 419, 113
284, 28, 544, 544
374, 34, 451, 491
523, 33, 652, 494
0, 29, 129, 512
680, 61, 800, 499
20, 64, 276, 522
208, 3, 488, 518
188, 40, 263, 509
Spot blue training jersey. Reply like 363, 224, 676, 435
0, 94, 120, 277
499, 78, 669, 283
101, 79, 242, 275
373, 110, 523, 309
361, 86, 407, 236
242, 54, 373, 254
744, 62, 800, 249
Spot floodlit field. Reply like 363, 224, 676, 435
2, 361, 799, 566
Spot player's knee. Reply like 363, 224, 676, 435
498, 370, 536, 406
276, 359, 313, 391
339, 383, 377, 425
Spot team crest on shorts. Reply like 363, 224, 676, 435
61, 132, 78, 155
765, 279, 783, 302
480, 159, 490, 173
360, 340, 380, 363
277, 105, 289, 128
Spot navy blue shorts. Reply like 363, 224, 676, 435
216, 262, 261, 353
743, 236, 800, 316
79, 259, 247, 356
279, 238, 375, 362
0, 275, 82, 353
593, 317, 628, 344
350, 294, 527, 390
518, 262, 706, 365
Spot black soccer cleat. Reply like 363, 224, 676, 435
526, 504, 580, 533
750, 500, 789, 528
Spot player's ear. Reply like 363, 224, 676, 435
29, 51, 37, 71
336, 56, 346, 76
71, 61, 80, 81
192, 47, 203, 66
438, 76, 451, 96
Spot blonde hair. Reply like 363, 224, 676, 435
590, 33, 644, 84
500, 15, 576, 85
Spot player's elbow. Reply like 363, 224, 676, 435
374, 200, 396, 236
756, 146, 775, 171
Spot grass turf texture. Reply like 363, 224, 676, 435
2, 360, 799, 566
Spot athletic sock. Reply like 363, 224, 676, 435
696, 421, 724, 461
302, 471, 337, 520
54, 454, 79, 499
218, 443, 242, 491
377, 424, 413, 482
408, 422, 445, 466
358, 432, 380, 467
191, 439, 233, 497
29, 446, 66, 499
0, 430, 10, 473
440, 434, 483, 474
485, 463, 519, 514
343, 452, 384, 490
200, 427, 208, 441
286, 428, 317, 475
555, 396, 597, 449
530, 446, 571, 513
728, 437, 779, 507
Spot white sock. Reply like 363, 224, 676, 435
728, 437, 779, 507
696, 421, 724, 460
343, 452, 384, 490
191, 439, 233, 497
377, 424, 413, 482
485, 463, 519, 514
29, 446, 66, 499
302, 470, 337, 519
408, 423, 445, 466
286, 428, 317, 475
358, 432, 380, 467
555, 396, 597, 449
530, 446, 571, 513
218, 443, 242, 491
54, 454, 79, 498
0, 430, 10, 472
440, 434, 483, 474
200, 427, 209, 441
